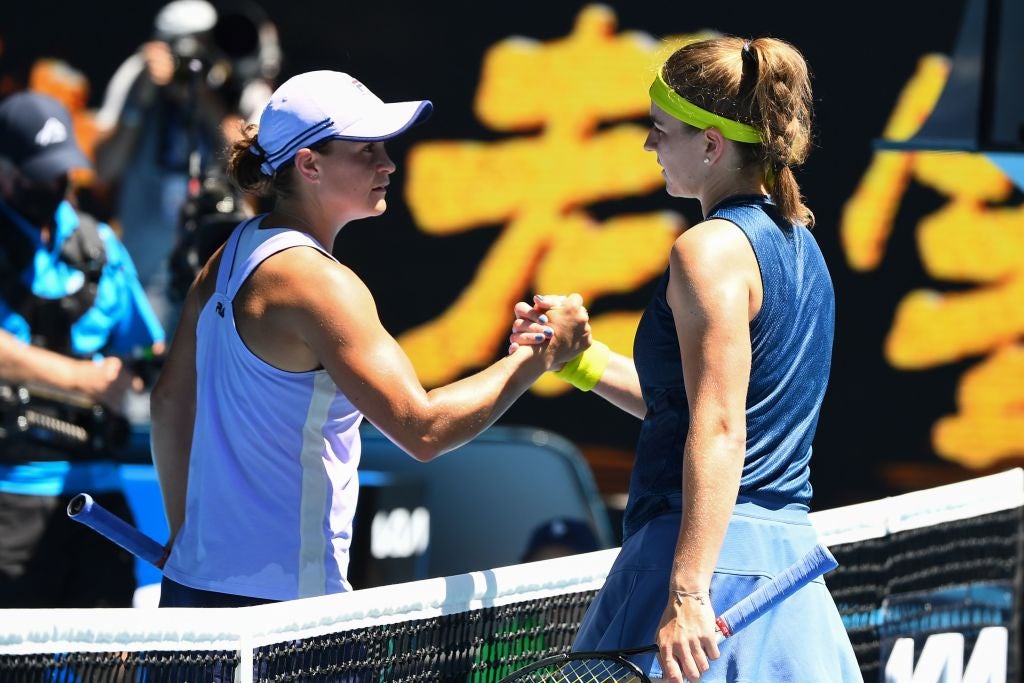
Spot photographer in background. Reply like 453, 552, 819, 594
0, 92, 165, 608
167, 172, 251, 304
94, 0, 278, 335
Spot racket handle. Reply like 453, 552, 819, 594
715, 543, 838, 641
67, 493, 169, 569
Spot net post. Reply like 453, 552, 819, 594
237, 637, 254, 683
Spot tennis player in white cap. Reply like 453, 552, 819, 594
149, 71, 593, 607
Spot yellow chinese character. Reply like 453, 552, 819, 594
401, 6, 713, 395
840, 55, 1024, 467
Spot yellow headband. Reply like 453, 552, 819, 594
648, 69, 763, 144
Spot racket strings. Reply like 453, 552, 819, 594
509, 656, 646, 682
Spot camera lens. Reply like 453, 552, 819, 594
212, 12, 260, 59
172, 35, 204, 60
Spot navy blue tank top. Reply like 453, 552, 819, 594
623, 195, 835, 540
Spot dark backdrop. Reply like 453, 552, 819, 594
4, 0, 1004, 510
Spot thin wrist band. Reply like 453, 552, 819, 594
672, 589, 710, 606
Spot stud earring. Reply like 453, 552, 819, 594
703, 157, 710, 165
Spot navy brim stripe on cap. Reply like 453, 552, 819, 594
260, 100, 433, 175
264, 119, 333, 164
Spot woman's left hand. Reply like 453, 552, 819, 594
655, 593, 721, 682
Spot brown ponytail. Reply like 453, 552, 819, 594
226, 124, 274, 198
662, 36, 816, 227
746, 37, 814, 226
226, 124, 336, 202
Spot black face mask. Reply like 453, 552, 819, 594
6, 176, 69, 229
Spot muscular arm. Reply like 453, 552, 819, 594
282, 249, 590, 461
656, 219, 760, 682
667, 221, 753, 599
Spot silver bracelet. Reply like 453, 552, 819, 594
671, 589, 710, 606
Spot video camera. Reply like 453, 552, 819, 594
168, 33, 214, 81
168, 174, 248, 303
0, 383, 130, 462
166, 2, 276, 89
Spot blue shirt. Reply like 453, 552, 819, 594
624, 195, 835, 539
0, 200, 165, 495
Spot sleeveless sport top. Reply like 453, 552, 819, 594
624, 195, 835, 540
163, 217, 363, 600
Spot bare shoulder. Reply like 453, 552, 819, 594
668, 218, 761, 317
672, 218, 751, 263
670, 219, 758, 280
254, 245, 375, 313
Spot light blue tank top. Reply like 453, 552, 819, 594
624, 195, 835, 540
163, 217, 363, 600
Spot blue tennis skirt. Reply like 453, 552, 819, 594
573, 499, 863, 682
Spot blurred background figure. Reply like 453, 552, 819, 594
520, 517, 601, 563
1, 25, 117, 222
25, 59, 108, 224
92, 0, 280, 335
0, 92, 164, 607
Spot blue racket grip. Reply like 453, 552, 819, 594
67, 493, 168, 568
715, 543, 838, 639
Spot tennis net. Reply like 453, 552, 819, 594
1, 469, 1021, 682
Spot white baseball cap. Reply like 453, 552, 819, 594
154, 0, 217, 40
254, 70, 433, 175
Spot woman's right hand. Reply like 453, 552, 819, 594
533, 294, 591, 369
655, 592, 721, 683
507, 294, 566, 355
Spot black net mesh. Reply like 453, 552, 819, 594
0, 650, 239, 682
2, 491, 1021, 683
827, 506, 1023, 682
253, 591, 598, 682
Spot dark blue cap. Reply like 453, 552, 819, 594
0, 92, 91, 182
521, 517, 600, 562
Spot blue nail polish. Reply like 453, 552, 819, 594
536, 295, 545, 300
534, 334, 544, 341
539, 315, 548, 324
544, 328, 553, 337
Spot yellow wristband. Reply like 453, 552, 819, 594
553, 341, 610, 392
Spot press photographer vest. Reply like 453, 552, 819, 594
0, 208, 106, 356
0, 207, 131, 464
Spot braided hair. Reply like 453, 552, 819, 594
662, 36, 815, 226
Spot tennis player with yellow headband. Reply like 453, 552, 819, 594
511, 36, 862, 682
